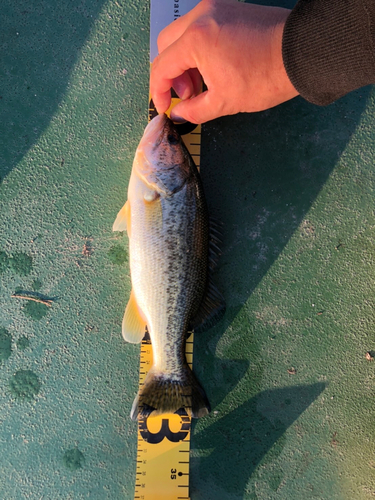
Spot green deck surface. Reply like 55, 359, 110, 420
1, 0, 375, 498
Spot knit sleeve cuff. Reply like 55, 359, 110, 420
282, 0, 375, 105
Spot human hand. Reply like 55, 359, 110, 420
150, 0, 299, 124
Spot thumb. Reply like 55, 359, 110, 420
170, 91, 220, 124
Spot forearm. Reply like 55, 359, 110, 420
282, 0, 375, 105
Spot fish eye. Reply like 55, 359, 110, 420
167, 134, 179, 145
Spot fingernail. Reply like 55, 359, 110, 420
170, 111, 186, 123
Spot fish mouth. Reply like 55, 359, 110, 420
138, 113, 178, 169
133, 114, 168, 178
141, 113, 168, 151
135, 114, 188, 195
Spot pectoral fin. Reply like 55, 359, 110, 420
113, 200, 131, 235
122, 290, 146, 343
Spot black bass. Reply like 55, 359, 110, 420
113, 114, 224, 420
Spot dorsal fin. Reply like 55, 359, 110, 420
190, 278, 226, 333
208, 218, 222, 271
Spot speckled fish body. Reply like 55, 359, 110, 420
113, 114, 212, 420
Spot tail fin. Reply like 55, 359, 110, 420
130, 364, 210, 421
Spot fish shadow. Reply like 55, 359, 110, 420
190, 383, 326, 499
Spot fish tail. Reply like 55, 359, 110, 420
130, 364, 210, 421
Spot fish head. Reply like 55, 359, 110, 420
133, 114, 192, 197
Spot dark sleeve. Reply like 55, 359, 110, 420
282, 0, 375, 105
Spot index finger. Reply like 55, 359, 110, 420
150, 37, 198, 113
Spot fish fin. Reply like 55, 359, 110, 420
190, 279, 226, 333
113, 200, 131, 235
208, 217, 223, 271
130, 364, 210, 420
122, 290, 146, 343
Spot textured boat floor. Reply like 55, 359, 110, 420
1, 0, 375, 498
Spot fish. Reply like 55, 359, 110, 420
113, 114, 224, 420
